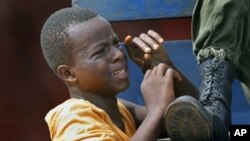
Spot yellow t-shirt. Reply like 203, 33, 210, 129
45, 98, 136, 141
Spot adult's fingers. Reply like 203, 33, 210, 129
132, 37, 151, 53
139, 33, 160, 50
141, 54, 151, 72
124, 35, 133, 47
147, 30, 164, 43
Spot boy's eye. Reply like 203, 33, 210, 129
95, 48, 106, 56
91, 46, 109, 59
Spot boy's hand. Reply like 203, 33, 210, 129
140, 63, 182, 113
124, 30, 172, 72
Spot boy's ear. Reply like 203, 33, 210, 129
56, 65, 76, 83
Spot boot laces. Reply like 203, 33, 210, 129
200, 59, 224, 112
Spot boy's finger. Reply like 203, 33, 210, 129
165, 69, 182, 82
143, 68, 152, 79
156, 63, 168, 76
133, 37, 151, 53
151, 65, 158, 76
139, 33, 160, 50
147, 30, 164, 43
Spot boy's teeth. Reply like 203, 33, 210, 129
113, 68, 125, 75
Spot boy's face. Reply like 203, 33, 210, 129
67, 16, 129, 96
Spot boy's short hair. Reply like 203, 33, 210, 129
40, 7, 97, 72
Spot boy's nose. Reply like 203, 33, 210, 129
111, 45, 126, 64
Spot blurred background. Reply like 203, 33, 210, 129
0, 0, 191, 140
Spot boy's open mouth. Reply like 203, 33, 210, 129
112, 68, 125, 75
112, 66, 128, 80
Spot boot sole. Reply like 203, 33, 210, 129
164, 96, 213, 141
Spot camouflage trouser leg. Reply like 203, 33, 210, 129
192, 0, 250, 103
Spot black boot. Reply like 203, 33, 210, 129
164, 58, 235, 141
199, 58, 235, 130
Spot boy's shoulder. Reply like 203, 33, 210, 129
45, 98, 104, 125
48, 98, 95, 113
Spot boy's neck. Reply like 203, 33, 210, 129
69, 89, 125, 131
69, 89, 119, 111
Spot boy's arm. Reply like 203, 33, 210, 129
120, 99, 167, 140
119, 99, 147, 128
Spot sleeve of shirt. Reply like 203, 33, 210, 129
192, 0, 249, 64
45, 101, 119, 141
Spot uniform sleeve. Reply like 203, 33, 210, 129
192, 0, 250, 64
